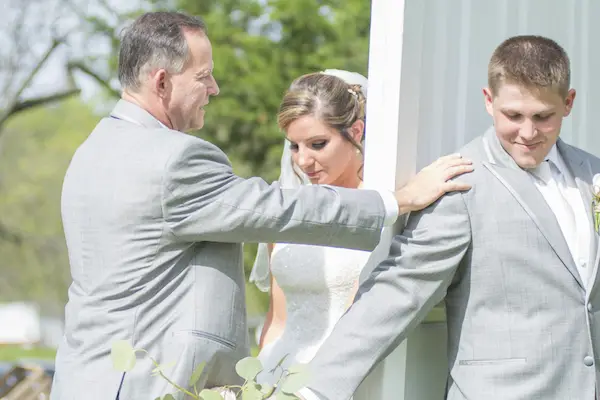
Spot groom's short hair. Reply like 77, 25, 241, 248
488, 35, 570, 97
118, 11, 207, 91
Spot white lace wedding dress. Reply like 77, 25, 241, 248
257, 242, 372, 384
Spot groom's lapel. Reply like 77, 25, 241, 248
558, 140, 600, 295
558, 140, 594, 228
481, 128, 583, 289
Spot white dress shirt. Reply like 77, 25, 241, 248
378, 190, 399, 226
529, 145, 591, 287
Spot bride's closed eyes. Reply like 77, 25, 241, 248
311, 140, 328, 149
289, 140, 329, 151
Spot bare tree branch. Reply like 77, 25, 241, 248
0, 0, 122, 249
68, 61, 121, 98
0, 37, 65, 129
0, 6, 30, 96
10, 88, 82, 117
64, 0, 120, 37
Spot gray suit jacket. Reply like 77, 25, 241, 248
306, 128, 600, 400
51, 100, 386, 400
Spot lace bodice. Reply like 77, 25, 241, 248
257, 242, 371, 382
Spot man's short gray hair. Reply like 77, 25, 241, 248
118, 11, 207, 91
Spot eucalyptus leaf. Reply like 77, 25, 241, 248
242, 384, 263, 400
163, 395, 176, 400
259, 383, 274, 397
235, 357, 264, 381
189, 361, 207, 387
199, 389, 225, 400
152, 360, 176, 377
110, 340, 137, 372
280, 369, 311, 394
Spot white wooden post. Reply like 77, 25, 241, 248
357, 1, 600, 399
355, 0, 448, 399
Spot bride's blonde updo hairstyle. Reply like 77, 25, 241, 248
249, 70, 368, 293
277, 72, 367, 155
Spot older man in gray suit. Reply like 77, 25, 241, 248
299, 35, 600, 400
51, 11, 473, 400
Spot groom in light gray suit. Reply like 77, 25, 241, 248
300, 36, 600, 400
51, 11, 474, 400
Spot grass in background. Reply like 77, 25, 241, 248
0, 345, 56, 362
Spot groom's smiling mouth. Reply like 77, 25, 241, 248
515, 141, 543, 151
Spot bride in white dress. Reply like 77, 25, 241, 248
250, 69, 473, 385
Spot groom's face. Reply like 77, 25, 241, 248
484, 83, 576, 169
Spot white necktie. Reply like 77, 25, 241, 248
532, 160, 578, 261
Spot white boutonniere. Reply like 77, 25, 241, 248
592, 174, 600, 233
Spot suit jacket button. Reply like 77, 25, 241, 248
584, 356, 594, 367
588, 303, 593, 312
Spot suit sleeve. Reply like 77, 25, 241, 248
305, 191, 472, 400
161, 138, 385, 249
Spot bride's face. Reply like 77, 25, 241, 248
286, 115, 362, 187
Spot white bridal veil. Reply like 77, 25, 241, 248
249, 69, 369, 292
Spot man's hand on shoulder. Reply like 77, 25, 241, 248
394, 153, 473, 215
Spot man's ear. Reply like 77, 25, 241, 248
483, 87, 494, 116
564, 88, 576, 117
150, 69, 169, 97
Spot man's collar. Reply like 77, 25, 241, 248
110, 99, 169, 130
545, 143, 559, 165
483, 128, 567, 175
545, 143, 570, 176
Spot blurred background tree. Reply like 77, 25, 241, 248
0, 0, 371, 320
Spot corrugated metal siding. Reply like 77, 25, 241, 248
399, 0, 600, 168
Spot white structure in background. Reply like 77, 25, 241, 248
357, 0, 600, 399
0, 302, 63, 348
0, 302, 41, 345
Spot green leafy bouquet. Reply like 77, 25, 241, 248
111, 340, 311, 400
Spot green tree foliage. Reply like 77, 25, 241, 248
0, 0, 372, 317
0, 100, 99, 309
